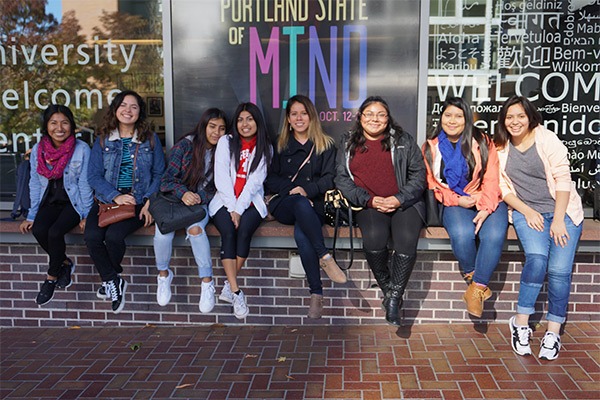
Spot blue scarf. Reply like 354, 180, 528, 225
438, 130, 470, 196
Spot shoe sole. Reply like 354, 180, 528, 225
112, 280, 128, 314
219, 294, 233, 304
234, 309, 249, 319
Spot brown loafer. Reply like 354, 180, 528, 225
319, 255, 347, 284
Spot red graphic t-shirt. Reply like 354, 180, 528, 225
233, 136, 257, 198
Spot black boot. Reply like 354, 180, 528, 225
384, 253, 417, 326
364, 249, 390, 297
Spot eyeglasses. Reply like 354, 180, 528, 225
361, 112, 388, 120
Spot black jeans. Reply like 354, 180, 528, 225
32, 201, 80, 277
84, 202, 144, 282
272, 195, 328, 294
212, 205, 263, 259
356, 206, 422, 255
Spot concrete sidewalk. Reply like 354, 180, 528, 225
1, 322, 598, 399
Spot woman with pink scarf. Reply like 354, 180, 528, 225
20, 105, 93, 305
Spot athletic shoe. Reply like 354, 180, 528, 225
232, 290, 249, 319
106, 276, 128, 314
509, 316, 533, 356
219, 280, 234, 304
36, 279, 57, 305
156, 269, 174, 306
56, 258, 75, 289
96, 283, 110, 300
539, 331, 561, 360
199, 280, 216, 313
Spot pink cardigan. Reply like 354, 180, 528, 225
497, 125, 584, 225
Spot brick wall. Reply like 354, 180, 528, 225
1, 243, 598, 327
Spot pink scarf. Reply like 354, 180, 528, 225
37, 135, 76, 180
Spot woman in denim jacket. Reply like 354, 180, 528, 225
20, 105, 93, 306
85, 90, 165, 314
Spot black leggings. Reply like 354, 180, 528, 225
84, 202, 145, 282
356, 206, 422, 255
32, 201, 80, 277
212, 205, 263, 259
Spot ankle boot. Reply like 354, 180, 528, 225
364, 249, 390, 297
383, 253, 417, 326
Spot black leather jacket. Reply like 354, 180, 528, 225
334, 130, 427, 221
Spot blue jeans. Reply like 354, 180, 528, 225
153, 205, 212, 279
443, 202, 508, 286
272, 195, 327, 294
512, 211, 582, 324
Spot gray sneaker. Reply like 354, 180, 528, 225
232, 290, 249, 319
219, 280, 234, 304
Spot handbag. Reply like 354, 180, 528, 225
323, 189, 363, 270
149, 192, 207, 233
98, 203, 136, 228
425, 189, 444, 227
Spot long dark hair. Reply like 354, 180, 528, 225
229, 102, 272, 173
98, 90, 152, 144
42, 104, 77, 137
425, 97, 490, 187
182, 108, 228, 189
494, 95, 543, 148
346, 96, 404, 157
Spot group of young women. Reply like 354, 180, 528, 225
21, 91, 582, 361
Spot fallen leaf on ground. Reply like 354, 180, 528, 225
176, 384, 193, 389
68, 326, 81, 330
130, 343, 142, 351
277, 357, 287, 362
286, 375, 295, 380
245, 354, 258, 358
290, 329, 298, 332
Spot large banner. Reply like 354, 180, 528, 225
171, 0, 421, 142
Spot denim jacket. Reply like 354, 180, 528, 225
88, 130, 165, 204
27, 139, 94, 221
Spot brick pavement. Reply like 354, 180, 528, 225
1, 322, 598, 399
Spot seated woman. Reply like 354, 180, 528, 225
20, 105, 93, 305
265, 94, 346, 319
335, 96, 426, 326
496, 95, 583, 361
209, 102, 272, 320
153, 108, 227, 312
85, 90, 165, 314
422, 97, 508, 318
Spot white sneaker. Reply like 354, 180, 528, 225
509, 316, 532, 356
539, 331, 561, 360
156, 269, 173, 306
219, 280, 234, 304
232, 290, 249, 319
199, 280, 216, 313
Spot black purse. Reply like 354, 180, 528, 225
425, 189, 444, 227
323, 189, 363, 270
148, 192, 207, 234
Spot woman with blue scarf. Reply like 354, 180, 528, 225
422, 97, 508, 318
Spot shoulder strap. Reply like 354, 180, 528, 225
290, 144, 315, 182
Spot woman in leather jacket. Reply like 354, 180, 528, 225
335, 96, 426, 325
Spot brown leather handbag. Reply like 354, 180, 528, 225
97, 203, 136, 228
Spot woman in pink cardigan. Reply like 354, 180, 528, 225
423, 97, 508, 319
495, 95, 583, 361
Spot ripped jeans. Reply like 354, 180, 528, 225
153, 204, 212, 278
